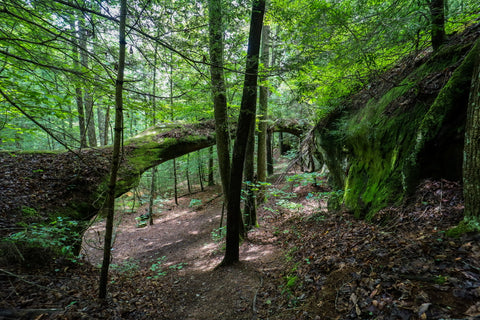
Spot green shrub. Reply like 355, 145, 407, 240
3, 216, 81, 264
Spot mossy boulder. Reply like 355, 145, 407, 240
314, 28, 479, 219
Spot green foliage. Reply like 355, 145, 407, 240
286, 172, 325, 187
21, 206, 38, 217
169, 262, 188, 270
148, 256, 167, 279
4, 216, 81, 262
110, 258, 140, 276
211, 226, 226, 242
189, 199, 202, 207
446, 218, 480, 238
276, 199, 303, 212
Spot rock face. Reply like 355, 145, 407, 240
314, 25, 480, 219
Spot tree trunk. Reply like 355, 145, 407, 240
208, 146, 215, 186
463, 40, 480, 225
98, 0, 126, 299
97, 107, 106, 146
267, 130, 274, 175
257, 24, 270, 203
104, 105, 110, 145
148, 42, 159, 226
69, 19, 87, 148
279, 131, 286, 154
148, 167, 156, 226
429, 0, 445, 51
79, 20, 97, 147
197, 151, 204, 192
173, 158, 178, 205
186, 153, 192, 194
208, 0, 231, 201
244, 119, 257, 229
221, 0, 266, 266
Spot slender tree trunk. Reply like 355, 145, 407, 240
186, 153, 192, 194
208, 146, 215, 186
75, 87, 87, 148
208, 0, 231, 201
197, 151, 204, 192
104, 105, 110, 145
79, 20, 97, 147
97, 107, 106, 146
148, 43, 159, 226
267, 130, 274, 175
257, 24, 270, 203
429, 0, 445, 51
279, 132, 286, 154
98, 0, 126, 299
69, 19, 87, 148
173, 159, 178, 205
221, 0, 266, 266
244, 119, 257, 229
463, 40, 480, 224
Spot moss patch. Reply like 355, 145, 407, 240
315, 34, 478, 219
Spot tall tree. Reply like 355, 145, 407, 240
257, 24, 270, 203
463, 39, 480, 228
429, 0, 446, 51
208, 0, 231, 201
98, 0, 127, 299
78, 16, 97, 147
221, 0, 266, 266
244, 119, 257, 229
69, 19, 87, 148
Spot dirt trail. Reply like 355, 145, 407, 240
82, 186, 283, 320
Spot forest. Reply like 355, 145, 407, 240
1, 0, 480, 319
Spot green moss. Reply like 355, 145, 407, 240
317, 39, 478, 219
446, 218, 480, 238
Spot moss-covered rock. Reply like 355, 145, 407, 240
314, 30, 479, 219
0, 121, 218, 256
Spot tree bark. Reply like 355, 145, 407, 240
78, 20, 97, 147
463, 40, 480, 224
221, 0, 266, 266
208, 146, 215, 186
429, 0, 445, 51
98, 0, 126, 300
208, 0, 231, 201
267, 130, 274, 175
69, 19, 87, 148
257, 24, 270, 202
97, 107, 106, 146
244, 119, 257, 229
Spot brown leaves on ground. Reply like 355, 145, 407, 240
256, 179, 480, 320
1, 178, 479, 320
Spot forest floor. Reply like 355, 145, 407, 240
1, 170, 480, 320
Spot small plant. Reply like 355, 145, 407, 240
267, 187, 296, 199
285, 172, 325, 187
169, 262, 188, 270
135, 214, 149, 228
110, 258, 140, 275
211, 226, 226, 242
189, 198, 202, 207
277, 199, 303, 212
280, 262, 300, 295
5, 216, 80, 262
21, 206, 37, 217
148, 256, 167, 279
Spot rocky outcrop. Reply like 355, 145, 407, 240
314, 24, 480, 219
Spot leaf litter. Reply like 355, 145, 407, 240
0, 176, 479, 320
